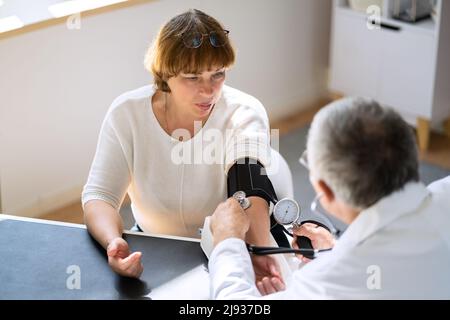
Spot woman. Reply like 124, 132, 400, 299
82, 9, 287, 291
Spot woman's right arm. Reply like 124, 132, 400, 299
84, 199, 143, 278
83, 199, 123, 249
82, 106, 142, 277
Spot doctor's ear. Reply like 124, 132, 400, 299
317, 180, 335, 204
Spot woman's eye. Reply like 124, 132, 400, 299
212, 72, 225, 80
186, 76, 198, 81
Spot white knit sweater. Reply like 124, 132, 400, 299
82, 84, 271, 238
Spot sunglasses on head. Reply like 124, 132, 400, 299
179, 30, 230, 48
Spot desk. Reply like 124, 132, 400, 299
0, 214, 209, 299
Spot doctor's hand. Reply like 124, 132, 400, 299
210, 198, 250, 246
292, 223, 335, 264
252, 255, 286, 295
106, 237, 144, 278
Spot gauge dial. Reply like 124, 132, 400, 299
273, 198, 300, 225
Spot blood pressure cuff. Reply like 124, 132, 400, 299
227, 158, 290, 248
227, 158, 277, 205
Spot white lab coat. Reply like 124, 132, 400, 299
209, 178, 450, 299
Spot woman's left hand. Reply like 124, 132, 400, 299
251, 255, 285, 295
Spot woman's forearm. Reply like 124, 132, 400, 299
83, 200, 124, 249
244, 196, 271, 246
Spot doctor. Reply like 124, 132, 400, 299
208, 97, 450, 299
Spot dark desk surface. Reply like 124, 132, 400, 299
0, 215, 208, 299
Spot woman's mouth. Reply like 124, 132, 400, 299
195, 103, 213, 112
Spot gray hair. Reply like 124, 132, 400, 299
307, 97, 419, 209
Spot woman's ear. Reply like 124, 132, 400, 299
317, 180, 335, 203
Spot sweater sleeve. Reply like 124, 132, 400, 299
81, 109, 131, 211
224, 102, 271, 175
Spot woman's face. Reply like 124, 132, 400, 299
166, 67, 226, 119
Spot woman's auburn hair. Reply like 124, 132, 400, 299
144, 9, 236, 92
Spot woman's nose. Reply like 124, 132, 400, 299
198, 80, 214, 96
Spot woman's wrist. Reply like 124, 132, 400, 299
105, 234, 123, 249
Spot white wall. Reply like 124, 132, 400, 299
0, 0, 331, 216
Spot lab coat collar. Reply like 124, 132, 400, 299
337, 181, 429, 248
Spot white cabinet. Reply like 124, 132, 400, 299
330, 11, 382, 98
329, 0, 450, 150
377, 29, 435, 118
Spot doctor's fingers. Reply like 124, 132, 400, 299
291, 237, 313, 263
294, 222, 321, 232
225, 197, 246, 214
291, 235, 299, 249
291, 244, 312, 264
293, 224, 321, 238
214, 199, 243, 218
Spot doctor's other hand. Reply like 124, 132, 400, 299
292, 223, 336, 264
106, 237, 144, 278
210, 198, 250, 246
252, 255, 286, 295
